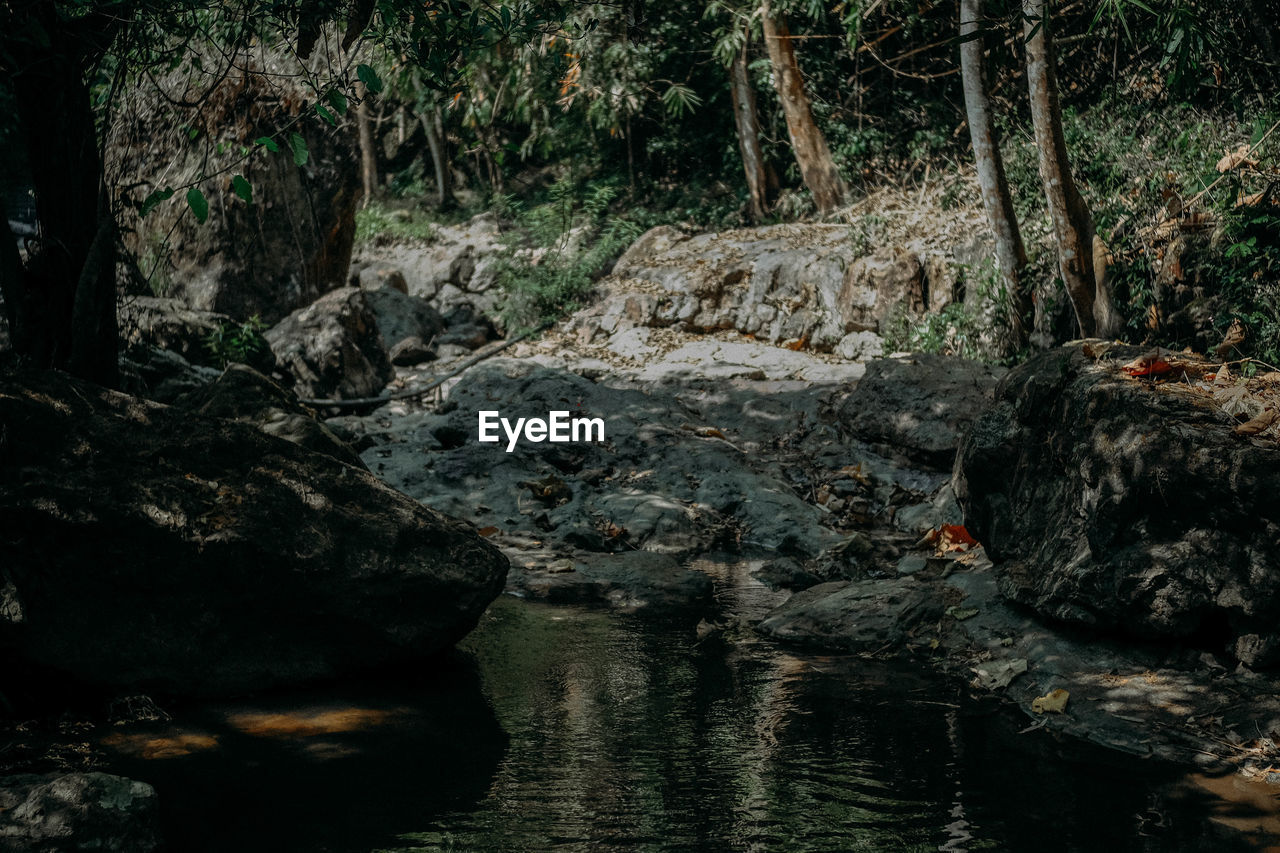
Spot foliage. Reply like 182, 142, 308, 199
354, 203, 439, 246
203, 315, 270, 369
495, 177, 648, 329
881, 259, 1015, 364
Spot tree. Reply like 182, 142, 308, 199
759, 0, 847, 215
730, 44, 770, 223
1023, 0, 1120, 339
0, 0, 568, 388
959, 0, 1030, 349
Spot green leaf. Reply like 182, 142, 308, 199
316, 104, 336, 126
327, 89, 348, 115
356, 63, 384, 94
139, 187, 175, 218
186, 187, 209, 223
289, 133, 310, 167
255, 136, 279, 152
231, 175, 252, 204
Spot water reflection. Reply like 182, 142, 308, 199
390, 593, 1265, 852
99, 664, 506, 853
98, 563, 1278, 852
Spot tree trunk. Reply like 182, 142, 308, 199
760, 0, 847, 215
730, 44, 768, 223
1023, 0, 1119, 339
422, 105, 454, 210
356, 86, 378, 207
5, 6, 118, 386
960, 0, 1030, 348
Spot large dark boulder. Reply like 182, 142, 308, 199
0, 367, 508, 698
954, 344, 1280, 667
172, 364, 365, 468
0, 773, 160, 853
838, 353, 1006, 470
110, 55, 358, 323
266, 287, 393, 400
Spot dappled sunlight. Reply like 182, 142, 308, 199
224, 706, 407, 739
101, 730, 220, 760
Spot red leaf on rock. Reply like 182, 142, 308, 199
1121, 350, 1173, 377
938, 524, 978, 552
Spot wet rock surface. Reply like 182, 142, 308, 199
0, 367, 508, 699
507, 550, 714, 613
0, 772, 160, 853
955, 344, 1280, 667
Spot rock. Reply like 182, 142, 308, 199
357, 265, 409, 294
365, 358, 844, 558
388, 336, 437, 366
893, 482, 963, 535
837, 353, 1006, 470
756, 577, 941, 652
266, 287, 393, 400
172, 364, 365, 468
363, 285, 444, 353
0, 772, 160, 853
577, 224, 968, 350
612, 225, 689, 273
0, 367, 508, 697
895, 554, 928, 575
752, 557, 822, 591
352, 215, 504, 318
438, 322, 493, 350
507, 551, 713, 613
833, 330, 885, 361
954, 344, 1280, 667
838, 248, 926, 333
118, 345, 221, 403
111, 56, 358, 323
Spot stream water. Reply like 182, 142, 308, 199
97, 558, 1277, 852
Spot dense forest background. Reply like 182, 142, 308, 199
2, 0, 1278, 373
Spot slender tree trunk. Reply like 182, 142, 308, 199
730, 45, 768, 223
1023, 0, 1119, 338
412, 75, 456, 210
356, 86, 378, 207
960, 0, 1029, 348
422, 106, 455, 210
760, 0, 847, 215
6, 7, 118, 386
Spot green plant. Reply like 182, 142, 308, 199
204, 315, 270, 369
496, 177, 648, 329
354, 203, 439, 246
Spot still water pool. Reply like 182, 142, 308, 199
100, 561, 1279, 852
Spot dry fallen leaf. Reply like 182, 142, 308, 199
1215, 382, 1258, 418
972, 658, 1028, 691
1217, 144, 1259, 173
1032, 688, 1070, 714
1235, 407, 1280, 436
1214, 318, 1246, 359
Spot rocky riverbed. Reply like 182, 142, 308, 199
6, 218, 1280, 849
